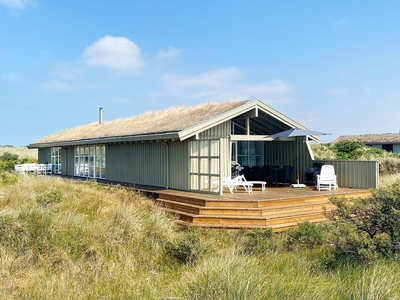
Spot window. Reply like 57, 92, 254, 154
51, 147, 62, 174
232, 141, 263, 167
190, 140, 220, 192
74, 145, 106, 179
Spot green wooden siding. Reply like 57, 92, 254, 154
264, 138, 312, 183
106, 142, 169, 188
314, 160, 379, 189
38, 148, 51, 164
168, 140, 189, 190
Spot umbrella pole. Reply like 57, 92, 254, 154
291, 136, 306, 188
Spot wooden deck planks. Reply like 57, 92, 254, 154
149, 186, 372, 231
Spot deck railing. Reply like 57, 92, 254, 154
14, 163, 52, 175
314, 160, 379, 189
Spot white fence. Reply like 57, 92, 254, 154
14, 163, 52, 175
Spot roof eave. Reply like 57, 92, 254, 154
28, 132, 180, 149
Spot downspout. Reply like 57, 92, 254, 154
160, 141, 169, 189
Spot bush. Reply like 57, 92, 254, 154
285, 222, 325, 251
328, 181, 400, 262
241, 227, 275, 255
166, 231, 204, 264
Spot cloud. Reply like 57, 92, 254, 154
83, 36, 144, 75
327, 87, 347, 95
0, 0, 37, 9
160, 67, 293, 101
155, 46, 182, 63
1, 72, 25, 84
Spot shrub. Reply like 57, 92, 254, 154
328, 181, 400, 262
166, 230, 204, 264
285, 222, 325, 251
241, 227, 275, 255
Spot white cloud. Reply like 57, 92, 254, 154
155, 46, 182, 63
1, 72, 25, 84
363, 86, 371, 93
0, 0, 37, 9
83, 36, 144, 75
160, 67, 293, 101
327, 87, 347, 95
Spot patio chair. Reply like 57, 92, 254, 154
238, 175, 267, 191
317, 165, 338, 191
45, 164, 52, 175
218, 176, 253, 194
36, 164, 46, 175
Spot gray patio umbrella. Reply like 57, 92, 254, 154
267, 128, 331, 188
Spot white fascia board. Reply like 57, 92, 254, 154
178, 101, 258, 141
178, 99, 311, 141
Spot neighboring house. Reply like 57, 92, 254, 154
333, 133, 400, 154
28, 100, 317, 194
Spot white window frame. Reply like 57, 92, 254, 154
74, 145, 106, 179
51, 147, 62, 174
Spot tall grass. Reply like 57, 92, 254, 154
1, 175, 400, 299
0, 146, 37, 160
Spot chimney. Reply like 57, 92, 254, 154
99, 107, 103, 125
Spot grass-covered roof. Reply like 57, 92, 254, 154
33, 101, 248, 145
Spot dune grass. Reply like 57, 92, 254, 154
1, 175, 400, 299
0, 146, 37, 160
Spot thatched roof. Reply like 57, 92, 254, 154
333, 133, 400, 144
33, 101, 248, 145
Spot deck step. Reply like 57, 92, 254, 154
156, 198, 334, 217
160, 207, 329, 227
155, 188, 370, 232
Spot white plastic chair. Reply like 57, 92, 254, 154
317, 165, 338, 191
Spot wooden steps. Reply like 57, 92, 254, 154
155, 188, 371, 232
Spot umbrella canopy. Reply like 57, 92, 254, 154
268, 128, 331, 139
267, 128, 331, 187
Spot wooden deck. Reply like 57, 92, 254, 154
135, 185, 372, 232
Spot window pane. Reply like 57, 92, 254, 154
200, 141, 209, 156
200, 175, 210, 191
190, 158, 198, 173
200, 158, 209, 173
210, 158, 219, 174
191, 175, 199, 190
191, 141, 199, 156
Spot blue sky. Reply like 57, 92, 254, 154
1, 0, 400, 146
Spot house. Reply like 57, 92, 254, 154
28, 99, 317, 194
333, 133, 400, 154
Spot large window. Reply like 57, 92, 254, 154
190, 140, 220, 192
232, 141, 263, 167
74, 145, 106, 179
51, 147, 62, 174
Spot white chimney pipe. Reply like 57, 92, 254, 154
99, 107, 103, 125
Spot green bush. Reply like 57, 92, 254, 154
328, 181, 400, 262
166, 231, 204, 264
241, 227, 275, 255
285, 222, 325, 251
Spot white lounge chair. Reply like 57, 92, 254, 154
237, 175, 267, 191
317, 165, 338, 191
216, 176, 253, 194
